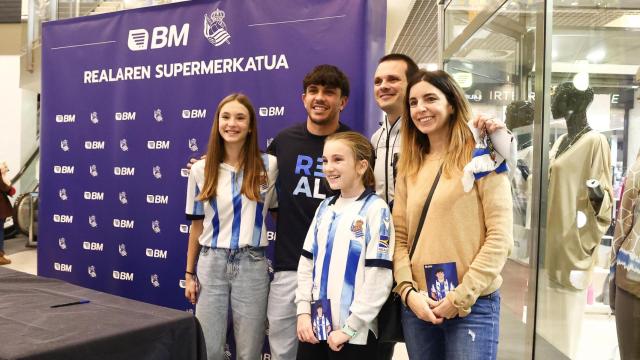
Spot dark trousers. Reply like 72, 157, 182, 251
615, 286, 640, 360
376, 341, 395, 360
297, 331, 377, 360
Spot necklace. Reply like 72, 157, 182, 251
555, 126, 590, 158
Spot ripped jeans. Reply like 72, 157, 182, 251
401, 290, 500, 360
195, 246, 269, 360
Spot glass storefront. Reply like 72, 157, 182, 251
442, 0, 640, 358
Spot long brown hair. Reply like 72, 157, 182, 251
325, 131, 375, 189
199, 93, 266, 202
399, 70, 475, 178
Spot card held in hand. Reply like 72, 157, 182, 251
311, 299, 333, 341
424, 262, 459, 301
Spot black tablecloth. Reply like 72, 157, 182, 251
0, 267, 205, 360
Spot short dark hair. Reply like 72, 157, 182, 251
379, 53, 419, 80
435, 268, 444, 274
303, 64, 350, 98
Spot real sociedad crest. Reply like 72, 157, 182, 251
60, 139, 70, 152
204, 8, 231, 46
150, 274, 160, 287
153, 109, 163, 122
120, 139, 129, 151
351, 219, 364, 238
118, 243, 128, 256
58, 237, 67, 249
89, 164, 98, 177
119, 191, 128, 204
89, 215, 98, 228
188, 138, 198, 152
59, 188, 68, 200
152, 220, 161, 234
88, 265, 97, 278
153, 165, 162, 179
90, 111, 99, 124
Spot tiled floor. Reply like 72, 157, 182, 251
2, 234, 37, 275
1, 235, 620, 359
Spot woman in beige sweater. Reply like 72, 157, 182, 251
392, 70, 512, 359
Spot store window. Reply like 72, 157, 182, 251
443, 0, 539, 358
537, 1, 639, 359
443, 0, 640, 358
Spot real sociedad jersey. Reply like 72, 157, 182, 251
313, 314, 331, 340
296, 189, 394, 345
185, 154, 278, 248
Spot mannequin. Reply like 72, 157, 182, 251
610, 150, 640, 360
538, 82, 613, 358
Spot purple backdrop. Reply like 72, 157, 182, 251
39, 1, 385, 357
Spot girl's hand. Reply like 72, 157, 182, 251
432, 297, 458, 319
407, 291, 443, 324
328, 330, 351, 351
296, 314, 319, 344
184, 274, 199, 305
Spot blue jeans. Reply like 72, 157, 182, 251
195, 246, 269, 360
401, 291, 500, 360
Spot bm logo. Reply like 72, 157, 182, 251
114, 167, 135, 176
55, 114, 76, 123
53, 214, 73, 223
128, 24, 189, 51
147, 195, 169, 204
182, 109, 207, 119
113, 219, 135, 229
115, 112, 136, 121
84, 141, 105, 150
146, 248, 168, 259
113, 270, 134, 281
84, 191, 104, 200
83, 241, 104, 251
147, 140, 170, 150
54, 262, 73, 272
54, 165, 74, 174
259, 106, 284, 117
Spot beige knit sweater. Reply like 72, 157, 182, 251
393, 159, 513, 317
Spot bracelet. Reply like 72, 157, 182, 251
185, 271, 195, 276
403, 287, 415, 306
341, 324, 357, 338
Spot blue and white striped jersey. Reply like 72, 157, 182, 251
295, 189, 394, 345
185, 154, 278, 249
313, 314, 331, 341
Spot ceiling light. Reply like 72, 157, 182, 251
586, 49, 606, 63
426, 63, 439, 71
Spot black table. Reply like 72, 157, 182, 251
0, 267, 205, 360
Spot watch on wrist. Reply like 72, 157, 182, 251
341, 324, 357, 338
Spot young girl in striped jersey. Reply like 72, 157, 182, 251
295, 131, 394, 359
184, 93, 277, 360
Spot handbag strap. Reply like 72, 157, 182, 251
408, 164, 443, 260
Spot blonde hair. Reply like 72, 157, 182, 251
199, 93, 266, 202
325, 131, 375, 189
399, 70, 475, 178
